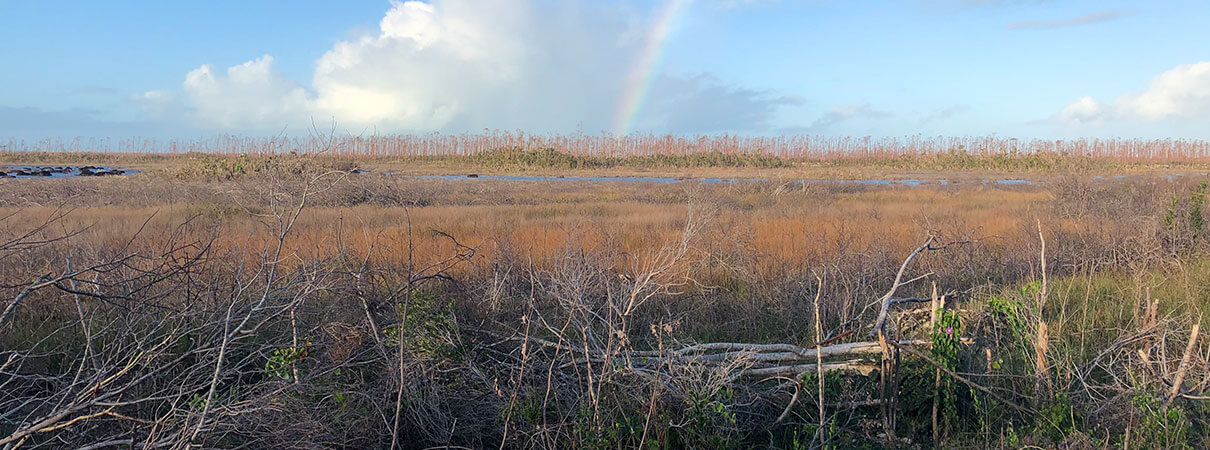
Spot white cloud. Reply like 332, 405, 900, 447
1054, 96, 1105, 126
309, 0, 532, 130
1116, 62, 1210, 120
1054, 62, 1210, 128
148, 0, 798, 134
178, 55, 313, 129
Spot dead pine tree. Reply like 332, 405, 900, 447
869, 233, 936, 447
1034, 221, 1051, 402
930, 283, 942, 443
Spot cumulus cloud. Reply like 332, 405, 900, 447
1053, 62, 1210, 128
308, 0, 540, 130
181, 55, 312, 129
147, 0, 798, 134
1054, 96, 1105, 126
1116, 62, 1210, 120
1005, 9, 1135, 30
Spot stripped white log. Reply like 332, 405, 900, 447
744, 360, 878, 377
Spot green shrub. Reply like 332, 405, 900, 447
837, 149, 1114, 172
1190, 181, 1207, 235
1130, 393, 1190, 449
383, 290, 461, 359
932, 308, 963, 438
674, 388, 739, 449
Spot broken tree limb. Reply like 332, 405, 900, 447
871, 235, 937, 336
886, 291, 963, 307
1169, 323, 1201, 404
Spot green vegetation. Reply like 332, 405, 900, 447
837, 149, 1118, 172
383, 290, 461, 359
1132, 392, 1192, 449
167, 153, 360, 180
931, 307, 962, 437
467, 146, 791, 169
0, 151, 183, 165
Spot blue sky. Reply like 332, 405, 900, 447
2, 0, 1209, 140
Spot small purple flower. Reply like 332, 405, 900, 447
944, 327, 954, 336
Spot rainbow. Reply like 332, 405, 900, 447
612, 0, 690, 136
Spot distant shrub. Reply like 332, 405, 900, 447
837, 149, 1115, 172
467, 147, 790, 169
166, 154, 355, 180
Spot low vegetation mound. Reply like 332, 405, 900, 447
837, 150, 1117, 172
467, 147, 792, 169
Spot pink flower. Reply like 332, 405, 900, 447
944, 327, 954, 336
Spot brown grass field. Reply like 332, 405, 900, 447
3, 151, 1210, 448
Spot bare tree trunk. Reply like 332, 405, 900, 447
814, 276, 826, 444
1169, 323, 1201, 404
1034, 221, 1051, 399
879, 330, 897, 448
930, 284, 941, 443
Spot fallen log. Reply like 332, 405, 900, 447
743, 359, 878, 377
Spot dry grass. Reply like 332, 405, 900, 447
4, 159, 1210, 448
0, 177, 1054, 278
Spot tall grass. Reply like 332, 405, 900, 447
3, 168, 1210, 447
9, 132, 1210, 162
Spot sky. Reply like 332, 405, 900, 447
2, 0, 1210, 140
